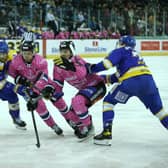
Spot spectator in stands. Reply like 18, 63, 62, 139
76, 11, 85, 28
89, 16, 99, 31
8, 21, 17, 38
8, 8, 20, 22
0, 8, 7, 25
98, 20, 104, 31
62, 2, 74, 33
137, 15, 146, 36
1, 0, 168, 39
45, 9, 59, 37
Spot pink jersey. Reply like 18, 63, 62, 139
53, 55, 103, 91
8, 54, 51, 91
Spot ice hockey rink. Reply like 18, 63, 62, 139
0, 56, 168, 168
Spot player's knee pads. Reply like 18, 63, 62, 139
71, 95, 87, 115
155, 109, 168, 129
53, 98, 67, 111
8, 102, 19, 111
2, 82, 19, 102
0, 80, 7, 90
103, 101, 115, 112
160, 116, 168, 129
36, 99, 47, 114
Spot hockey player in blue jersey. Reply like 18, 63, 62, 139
87, 35, 168, 146
0, 41, 26, 130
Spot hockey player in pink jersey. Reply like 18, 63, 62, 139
8, 41, 79, 135
49, 41, 106, 139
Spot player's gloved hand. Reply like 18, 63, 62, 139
26, 92, 39, 111
27, 100, 38, 111
41, 85, 64, 102
15, 75, 32, 87
53, 56, 76, 71
41, 85, 55, 99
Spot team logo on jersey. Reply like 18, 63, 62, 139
114, 91, 129, 103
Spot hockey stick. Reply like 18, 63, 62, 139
24, 89, 42, 148
31, 109, 40, 148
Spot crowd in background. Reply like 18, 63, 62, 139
0, 0, 168, 39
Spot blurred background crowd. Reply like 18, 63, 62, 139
0, 0, 168, 39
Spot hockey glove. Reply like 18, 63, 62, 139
26, 92, 39, 111
41, 85, 64, 102
15, 75, 32, 87
53, 56, 76, 71
27, 100, 38, 111
41, 85, 55, 99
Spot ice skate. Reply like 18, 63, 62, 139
66, 119, 82, 136
94, 128, 112, 146
78, 124, 95, 142
66, 119, 79, 131
13, 118, 27, 130
52, 124, 63, 135
75, 117, 95, 142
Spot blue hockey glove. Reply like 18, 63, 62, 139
53, 56, 76, 71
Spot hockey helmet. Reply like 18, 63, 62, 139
59, 41, 75, 55
0, 41, 8, 53
119, 35, 136, 48
21, 41, 34, 52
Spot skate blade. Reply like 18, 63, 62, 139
58, 133, 64, 137
93, 139, 112, 146
15, 125, 27, 131
78, 127, 95, 142
54, 131, 64, 136
53, 128, 64, 136
78, 133, 94, 142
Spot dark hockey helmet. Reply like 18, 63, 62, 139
59, 41, 75, 55
119, 35, 136, 49
0, 41, 8, 53
21, 41, 34, 52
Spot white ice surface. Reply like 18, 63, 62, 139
0, 56, 168, 168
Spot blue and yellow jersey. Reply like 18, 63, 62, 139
91, 47, 151, 82
0, 49, 17, 81
8, 49, 17, 61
